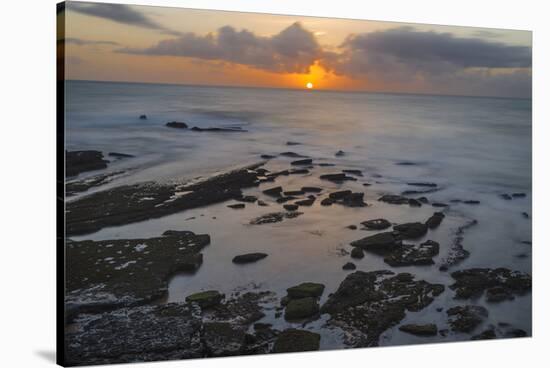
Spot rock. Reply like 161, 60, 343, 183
363, 182, 372, 186
522, 212, 529, 219
343, 262, 357, 270
257, 200, 268, 206
232, 253, 268, 264
463, 200, 480, 205
284, 297, 320, 320
407, 182, 437, 187
291, 158, 313, 165
446, 305, 488, 333
287, 283, 325, 298
425, 212, 445, 229
295, 198, 315, 206
327, 190, 366, 207
383, 240, 439, 267
335, 150, 346, 157
254, 322, 272, 330
203, 322, 246, 356
378, 194, 409, 205
66, 170, 126, 196
283, 204, 299, 211
408, 198, 422, 207
250, 211, 303, 225
320, 173, 357, 183
503, 328, 527, 338
431, 202, 449, 207
191, 126, 246, 132
165, 121, 188, 129
417, 197, 429, 203
235, 195, 258, 203
139, 114, 147, 119
261, 154, 277, 159
471, 329, 497, 340
396, 161, 417, 166
512, 192, 526, 198
66, 163, 265, 236
65, 303, 203, 365
280, 151, 309, 158
343, 169, 363, 176
267, 170, 290, 178
393, 222, 428, 239
350, 232, 402, 255
329, 190, 353, 199
450, 268, 532, 302
108, 152, 134, 158
318, 163, 335, 167
290, 169, 311, 175
208, 291, 271, 326
439, 219, 477, 271
227, 203, 245, 209
350, 247, 364, 259
322, 271, 444, 346
320, 198, 334, 206
361, 218, 392, 230
276, 196, 297, 203
347, 225, 358, 230
286, 141, 301, 146
399, 323, 438, 336
273, 329, 321, 353
65, 231, 210, 318
500, 194, 513, 200
262, 186, 283, 197
284, 190, 305, 196
66, 150, 109, 177
302, 186, 322, 193
186, 290, 224, 308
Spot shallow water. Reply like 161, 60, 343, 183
66, 80, 532, 347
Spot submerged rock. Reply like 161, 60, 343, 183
165, 121, 188, 129
407, 182, 437, 187
186, 290, 224, 308
272, 329, 321, 353
350, 232, 402, 255
446, 305, 488, 333
343, 169, 363, 176
284, 297, 319, 320
232, 253, 268, 264
280, 151, 309, 158
249, 211, 303, 225
450, 268, 532, 302
66, 150, 109, 177
322, 271, 444, 346
320, 173, 357, 183
378, 194, 409, 205
393, 222, 428, 239
291, 158, 313, 165
399, 323, 438, 336
361, 218, 392, 230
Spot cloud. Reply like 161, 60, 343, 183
64, 37, 120, 46
68, 2, 180, 35
117, 22, 323, 74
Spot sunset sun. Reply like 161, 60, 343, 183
306, 82, 313, 89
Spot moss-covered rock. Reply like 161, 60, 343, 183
284, 297, 319, 320
286, 282, 325, 299
350, 232, 402, 255
272, 329, 321, 353
399, 323, 438, 336
186, 290, 224, 308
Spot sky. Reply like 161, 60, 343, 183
59, 1, 532, 98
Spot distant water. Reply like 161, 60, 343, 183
67, 80, 532, 346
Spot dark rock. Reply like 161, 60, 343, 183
273, 329, 320, 353
393, 222, 428, 239
320, 173, 357, 183
261, 154, 277, 159
396, 161, 417, 166
407, 182, 437, 187
227, 203, 245, 209
276, 196, 297, 203
191, 126, 246, 132
165, 121, 188, 129
439, 219, 477, 271
66, 170, 126, 196
186, 290, 224, 308
341, 192, 367, 207
361, 218, 392, 230
500, 194, 512, 200
267, 170, 290, 178
343, 169, 363, 176
399, 323, 438, 336
66, 163, 264, 236
232, 253, 268, 264
350, 247, 364, 259
463, 200, 480, 205
322, 271, 444, 346
425, 212, 445, 229
139, 114, 147, 119
431, 202, 449, 207
471, 329, 497, 340
235, 195, 257, 203
262, 186, 283, 197
203, 322, 246, 356
320, 198, 334, 206
302, 186, 322, 193
250, 211, 303, 225
522, 212, 529, 219
512, 193, 526, 198
503, 328, 528, 338
291, 158, 313, 165
108, 152, 134, 158
363, 183, 372, 186
254, 323, 272, 330
383, 240, 439, 267
295, 198, 315, 206
418, 197, 429, 203
287, 283, 325, 299
350, 232, 402, 255
65, 231, 209, 317
290, 168, 310, 175
329, 190, 353, 199
286, 141, 301, 146
343, 262, 357, 270
257, 200, 268, 206
66, 150, 109, 177
318, 163, 335, 167
408, 198, 422, 207
378, 194, 409, 205
285, 297, 319, 320
446, 305, 488, 333
283, 204, 299, 211
284, 190, 305, 196
65, 303, 202, 365
280, 151, 309, 158
335, 150, 346, 157
347, 225, 358, 230
450, 268, 532, 302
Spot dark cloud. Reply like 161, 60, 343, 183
68, 2, 180, 35
64, 37, 120, 46
117, 22, 323, 74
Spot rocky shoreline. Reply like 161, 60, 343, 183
64, 143, 532, 365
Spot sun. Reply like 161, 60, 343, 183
306, 82, 313, 89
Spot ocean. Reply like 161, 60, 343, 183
66, 80, 532, 347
